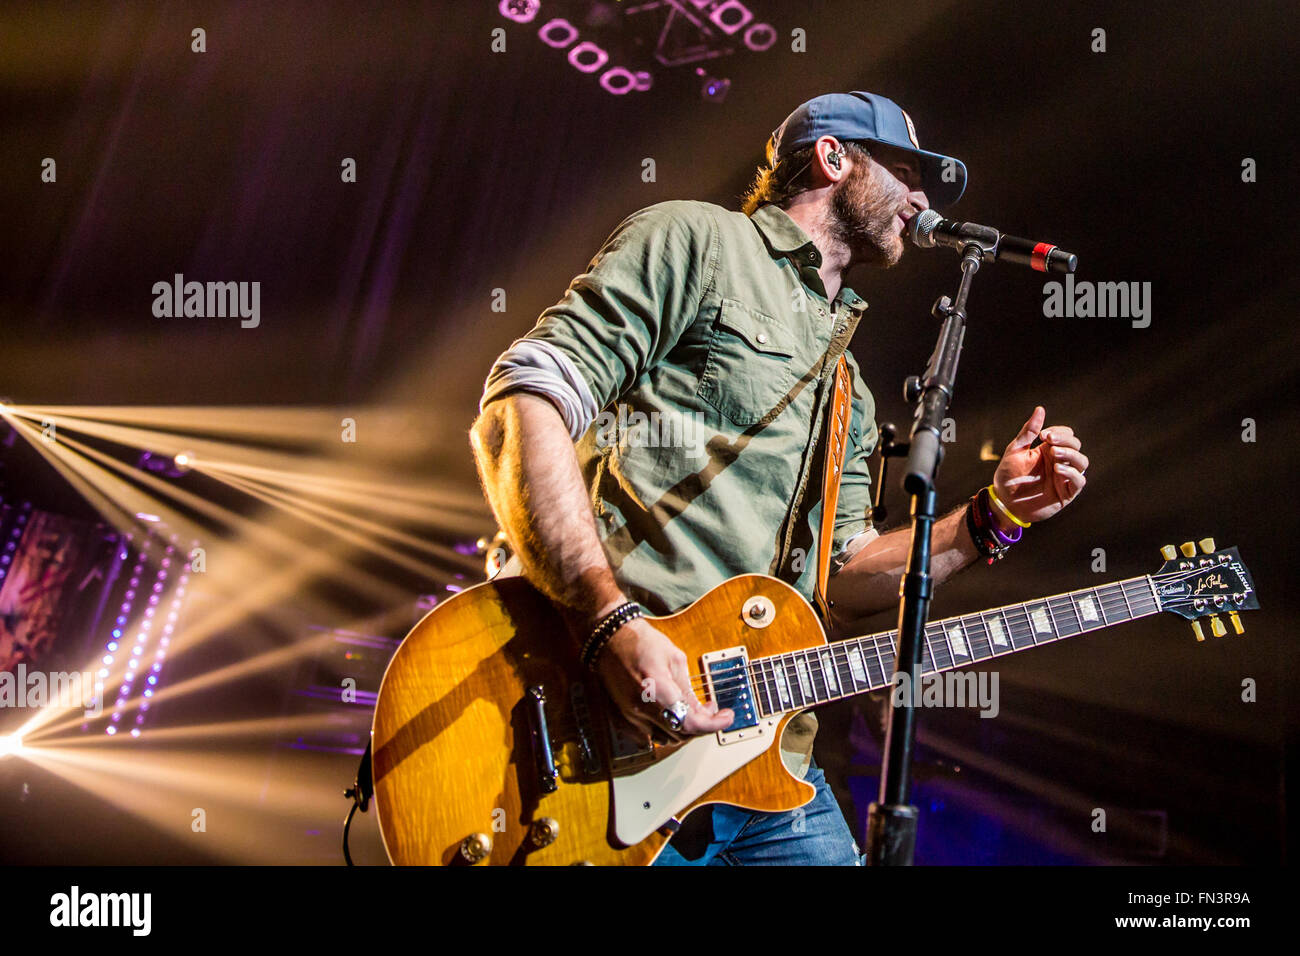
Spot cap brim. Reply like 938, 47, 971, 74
861, 139, 967, 208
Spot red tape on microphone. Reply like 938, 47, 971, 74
1031, 242, 1056, 272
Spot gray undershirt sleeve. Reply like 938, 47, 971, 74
479, 338, 601, 441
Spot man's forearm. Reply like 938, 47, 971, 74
826, 504, 987, 628
469, 392, 625, 633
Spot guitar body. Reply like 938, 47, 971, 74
371, 573, 826, 866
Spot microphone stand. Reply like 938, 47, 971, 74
864, 236, 992, 865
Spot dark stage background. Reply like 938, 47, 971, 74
0, 1, 1295, 865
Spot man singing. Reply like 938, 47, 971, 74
470, 91, 1089, 865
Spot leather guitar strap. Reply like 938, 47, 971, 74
814, 354, 852, 622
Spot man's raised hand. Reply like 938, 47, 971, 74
992, 406, 1089, 524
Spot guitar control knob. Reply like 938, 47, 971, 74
742, 596, 775, 629
530, 817, 560, 848
459, 832, 493, 864
1208, 615, 1226, 638
1190, 621, 1205, 642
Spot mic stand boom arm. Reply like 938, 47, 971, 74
864, 237, 990, 865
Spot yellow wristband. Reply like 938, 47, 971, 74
987, 484, 1031, 528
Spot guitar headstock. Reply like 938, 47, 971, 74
1152, 538, 1258, 640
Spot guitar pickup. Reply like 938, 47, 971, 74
701, 647, 764, 743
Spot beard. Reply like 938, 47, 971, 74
827, 159, 908, 268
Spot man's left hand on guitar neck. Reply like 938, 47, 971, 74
825, 406, 1088, 632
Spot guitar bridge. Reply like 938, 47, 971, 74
525, 685, 558, 793
568, 681, 602, 776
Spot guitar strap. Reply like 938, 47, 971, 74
814, 353, 852, 622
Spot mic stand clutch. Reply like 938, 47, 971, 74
865, 238, 989, 865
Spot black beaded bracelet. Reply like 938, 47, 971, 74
580, 601, 643, 671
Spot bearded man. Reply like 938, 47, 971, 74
470, 91, 1089, 865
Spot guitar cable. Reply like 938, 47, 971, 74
342, 740, 374, 866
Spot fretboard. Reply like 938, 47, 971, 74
745, 576, 1161, 715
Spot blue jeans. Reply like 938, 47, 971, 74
652, 760, 864, 866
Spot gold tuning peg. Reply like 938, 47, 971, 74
1198, 537, 1216, 555
1228, 611, 1245, 635
1191, 620, 1205, 642
1209, 615, 1226, 638
1160, 544, 1177, 560
1179, 541, 1197, 558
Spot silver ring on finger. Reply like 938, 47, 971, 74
661, 699, 689, 731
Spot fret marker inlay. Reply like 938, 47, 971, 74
847, 646, 867, 684
820, 652, 839, 693
794, 657, 813, 697
773, 663, 791, 705
948, 626, 969, 657
1031, 606, 1051, 634
989, 615, 1008, 647
1079, 596, 1099, 622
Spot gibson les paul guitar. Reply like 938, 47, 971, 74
370, 538, 1258, 865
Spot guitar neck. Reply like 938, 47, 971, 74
746, 575, 1162, 713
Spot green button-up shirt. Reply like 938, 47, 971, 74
509, 199, 881, 773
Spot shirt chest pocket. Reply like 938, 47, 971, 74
697, 298, 804, 426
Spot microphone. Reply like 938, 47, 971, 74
908, 209, 1078, 274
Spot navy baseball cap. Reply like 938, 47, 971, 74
769, 91, 967, 207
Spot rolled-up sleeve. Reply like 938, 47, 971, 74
480, 338, 601, 440
510, 200, 717, 414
